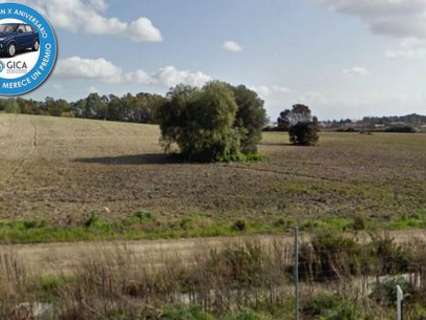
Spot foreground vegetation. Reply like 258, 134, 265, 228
1, 233, 426, 319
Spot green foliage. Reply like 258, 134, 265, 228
160, 307, 272, 320
4, 99, 20, 113
277, 104, 320, 145
289, 121, 319, 146
159, 82, 243, 162
224, 310, 271, 320
370, 277, 413, 306
199, 243, 268, 291
0, 92, 167, 124
232, 219, 247, 232
304, 294, 364, 320
368, 234, 411, 275
299, 232, 362, 281
45, 97, 71, 116
35, 275, 71, 302
385, 125, 417, 133
162, 306, 215, 320
277, 104, 312, 131
389, 211, 426, 229
231, 85, 268, 153
158, 81, 267, 162
352, 214, 367, 231
85, 212, 104, 228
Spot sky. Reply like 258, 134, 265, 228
3, 0, 426, 120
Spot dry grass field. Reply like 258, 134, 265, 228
0, 113, 425, 238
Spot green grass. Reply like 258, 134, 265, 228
0, 209, 425, 244
33, 274, 74, 302
161, 306, 285, 320
388, 209, 426, 230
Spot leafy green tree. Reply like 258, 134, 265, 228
289, 122, 319, 146
277, 109, 291, 131
277, 104, 313, 131
4, 99, 20, 113
72, 93, 108, 119
45, 97, 71, 117
278, 104, 320, 145
16, 98, 43, 115
159, 82, 243, 162
106, 94, 122, 121
231, 85, 267, 153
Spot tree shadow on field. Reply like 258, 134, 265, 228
75, 153, 184, 165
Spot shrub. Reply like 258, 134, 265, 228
352, 215, 367, 231
289, 122, 319, 146
385, 125, 416, 133
298, 233, 362, 281
232, 220, 247, 232
368, 235, 411, 275
84, 212, 111, 231
370, 277, 413, 306
336, 127, 358, 133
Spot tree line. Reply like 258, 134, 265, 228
0, 93, 167, 124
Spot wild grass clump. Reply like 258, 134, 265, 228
303, 293, 364, 320
298, 232, 363, 281
298, 232, 413, 282
0, 250, 32, 319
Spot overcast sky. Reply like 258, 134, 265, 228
5, 0, 426, 120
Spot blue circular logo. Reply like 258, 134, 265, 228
0, 3, 58, 96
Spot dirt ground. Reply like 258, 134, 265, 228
0, 114, 425, 224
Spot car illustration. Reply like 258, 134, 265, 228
0, 23, 39, 58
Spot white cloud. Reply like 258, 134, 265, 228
127, 17, 163, 42
153, 66, 212, 87
87, 0, 107, 12
55, 56, 124, 83
223, 41, 243, 52
124, 70, 155, 85
250, 85, 291, 99
342, 66, 370, 76
316, 0, 426, 39
55, 57, 211, 87
272, 86, 291, 94
386, 48, 426, 59
386, 37, 426, 59
1, 0, 162, 42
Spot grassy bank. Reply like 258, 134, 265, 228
0, 209, 425, 244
